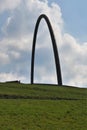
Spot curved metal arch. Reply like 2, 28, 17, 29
31, 14, 62, 85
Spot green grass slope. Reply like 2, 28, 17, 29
0, 82, 87, 100
0, 83, 87, 130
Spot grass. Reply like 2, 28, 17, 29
0, 82, 87, 99
0, 82, 87, 130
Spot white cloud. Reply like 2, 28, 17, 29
34, 66, 57, 84
0, 52, 9, 64
9, 51, 20, 59
60, 33, 87, 87
0, 0, 87, 87
0, 72, 26, 82
0, 36, 32, 51
0, 0, 21, 13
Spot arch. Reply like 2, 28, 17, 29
31, 14, 62, 85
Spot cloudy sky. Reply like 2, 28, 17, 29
0, 0, 87, 87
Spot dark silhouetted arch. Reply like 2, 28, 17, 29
31, 14, 62, 85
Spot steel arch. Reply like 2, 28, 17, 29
31, 14, 62, 85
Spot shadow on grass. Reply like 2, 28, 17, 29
0, 94, 84, 100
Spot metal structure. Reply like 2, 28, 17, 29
31, 14, 62, 85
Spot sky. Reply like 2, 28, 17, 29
0, 0, 87, 88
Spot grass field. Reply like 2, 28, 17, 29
0, 82, 87, 130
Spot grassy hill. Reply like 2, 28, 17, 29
0, 82, 87, 130
0, 82, 87, 99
